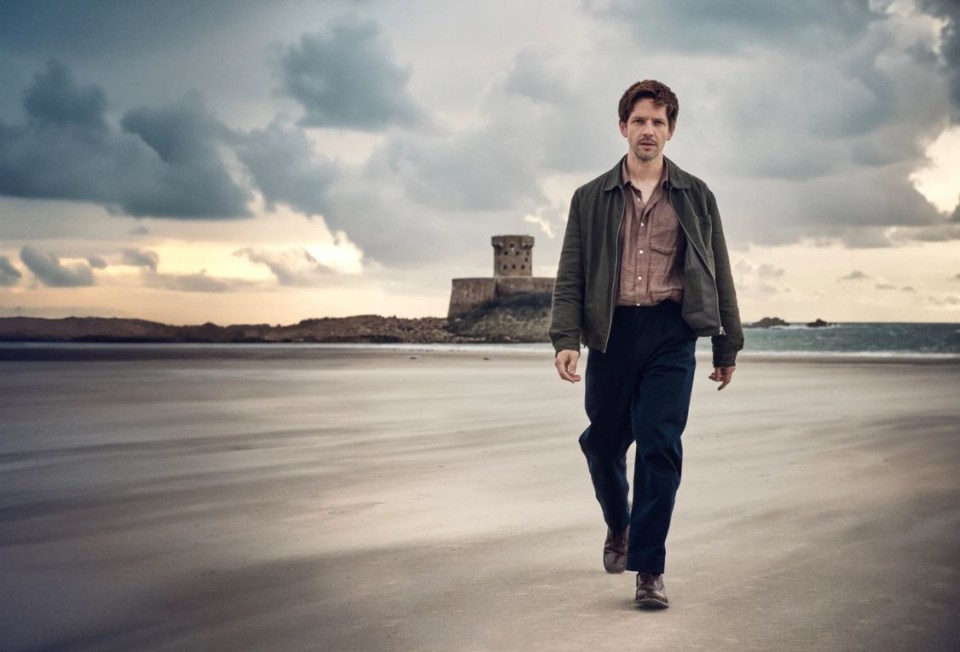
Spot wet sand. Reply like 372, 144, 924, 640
1, 346, 958, 651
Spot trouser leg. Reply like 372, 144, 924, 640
626, 311, 697, 574
579, 310, 640, 534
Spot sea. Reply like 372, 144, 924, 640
1, 322, 959, 359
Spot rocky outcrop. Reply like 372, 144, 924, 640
445, 293, 552, 342
806, 318, 830, 328
0, 298, 554, 344
283, 315, 474, 344
745, 316, 790, 328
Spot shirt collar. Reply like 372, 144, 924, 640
620, 157, 670, 190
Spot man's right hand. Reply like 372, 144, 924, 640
554, 350, 582, 383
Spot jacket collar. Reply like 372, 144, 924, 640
601, 155, 692, 191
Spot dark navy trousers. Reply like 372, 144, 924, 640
579, 301, 697, 574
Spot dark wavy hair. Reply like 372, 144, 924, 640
618, 80, 679, 130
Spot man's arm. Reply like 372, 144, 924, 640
549, 190, 585, 382
706, 189, 743, 388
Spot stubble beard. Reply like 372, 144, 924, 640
634, 140, 661, 163
635, 146, 658, 163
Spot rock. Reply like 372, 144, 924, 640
806, 318, 830, 328
745, 316, 789, 328
444, 292, 551, 343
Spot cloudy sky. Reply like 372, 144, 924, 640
1, 0, 958, 325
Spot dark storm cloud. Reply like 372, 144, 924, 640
233, 121, 338, 216
120, 94, 251, 217
121, 248, 159, 271
593, 0, 880, 54
86, 256, 107, 270
919, 0, 960, 120
21, 57, 108, 130
0, 255, 22, 286
280, 15, 425, 130
234, 247, 336, 286
0, 60, 118, 202
0, 60, 251, 218
19, 245, 95, 287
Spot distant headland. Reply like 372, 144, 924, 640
0, 314, 513, 344
0, 235, 556, 345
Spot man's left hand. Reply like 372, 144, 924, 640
708, 366, 735, 391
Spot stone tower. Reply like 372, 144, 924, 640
492, 235, 534, 277
448, 234, 554, 318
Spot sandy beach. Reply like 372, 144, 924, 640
1, 345, 958, 651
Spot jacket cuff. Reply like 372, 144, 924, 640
553, 339, 581, 355
712, 349, 738, 368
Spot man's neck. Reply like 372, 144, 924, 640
624, 152, 664, 186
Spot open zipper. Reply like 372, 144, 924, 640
601, 196, 627, 353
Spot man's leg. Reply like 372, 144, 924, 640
579, 309, 642, 535
626, 310, 697, 575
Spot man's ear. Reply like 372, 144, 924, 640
619, 121, 628, 138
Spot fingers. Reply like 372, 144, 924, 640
558, 358, 581, 383
710, 366, 735, 391
554, 351, 582, 383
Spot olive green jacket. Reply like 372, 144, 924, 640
549, 156, 744, 367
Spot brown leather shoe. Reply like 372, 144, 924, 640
635, 572, 668, 608
603, 527, 628, 574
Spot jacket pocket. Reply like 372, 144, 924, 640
683, 268, 703, 313
681, 265, 721, 335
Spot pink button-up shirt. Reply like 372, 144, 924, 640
616, 160, 685, 306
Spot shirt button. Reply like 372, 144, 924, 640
639, 249, 644, 254
637, 276, 642, 280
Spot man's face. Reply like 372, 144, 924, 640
619, 98, 674, 163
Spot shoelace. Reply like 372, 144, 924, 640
636, 572, 662, 588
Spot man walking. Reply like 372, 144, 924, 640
549, 80, 743, 608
